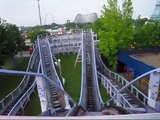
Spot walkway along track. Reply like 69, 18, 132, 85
0, 46, 40, 115
38, 38, 67, 116
78, 31, 103, 113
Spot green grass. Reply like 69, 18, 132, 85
98, 80, 110, 102
24, 90, 41, 116
2, 57, 29, 70
0, 54, 111, 115
0, 54, 110, 115
56, 54, 81, 102
0, 57, 30, 98
56, 54, 111, 103
0, 57, 41, 115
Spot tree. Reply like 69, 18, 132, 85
65, 22, 77, 30
31, 23, 61, 30
133, 20, 160, 48
29, 29, 48, 43
64, 22, 93, 30
94, 0, 133, 70
0, 23, 24, 67
93, 18, 103, 33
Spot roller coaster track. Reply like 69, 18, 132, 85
78, 31, 103, 113
85, 32, 95, 111
0, 30, 160, 117
38, 37, 68, 116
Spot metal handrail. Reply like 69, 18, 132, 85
96, 49, 148, 104
8, 81, 36, 115
98, 72, 133, 108
106, 68, 160, 105
120, 94, 133, 108
8, 63, 41, 115
114, 73, 148, 99
0, 69, 77, 110
113, 71, 148, 102
8, 63, 40, 116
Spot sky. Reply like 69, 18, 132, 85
0, 0, 156, 27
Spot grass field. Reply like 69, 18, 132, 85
24, 90, 41, 116
98, 80, 110, 102
0, 54, 110, 115
56, 54, 81, 102
0, 57, 41, 115
56, 54, 110, 103
0, 57, 30, 98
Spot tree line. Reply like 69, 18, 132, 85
0, 22, 24, 67
28, 22, 93, 43
93, 0, 160, 70
133, 17, 160, 48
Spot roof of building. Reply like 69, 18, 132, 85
131, 52, 160, 68
74, 13, 98, 23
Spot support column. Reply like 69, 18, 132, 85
116, 94, 121, 107
110, 86, 112, 97
147, 71, 160, 110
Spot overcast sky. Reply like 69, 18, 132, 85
0, 0, 156, 26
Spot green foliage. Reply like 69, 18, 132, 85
133, 16, 148, 29
65, 22, 77, 30
24, 90, 41, 116
29, 29, 48, 43
95, 0, 133, 70
133, 19, 160, 48
0, 57, 29, 98
31, 23, 61, 30
93, 18, 103, 33
0, 23, 24, 66
65, 22, 93, 30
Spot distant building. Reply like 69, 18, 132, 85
21, 31, 29, 39
46, 27, 66, 35
21, 31, 32, 46
74, 13, 98, 23
25, 39, 32, 46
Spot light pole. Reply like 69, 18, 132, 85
55, 59, 65, 85
37, 0, 42, 25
